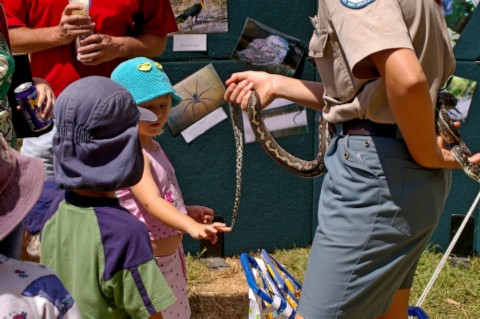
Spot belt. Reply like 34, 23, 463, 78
337, 119, 398, 138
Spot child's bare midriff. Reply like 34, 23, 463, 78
151, 233, 183, 256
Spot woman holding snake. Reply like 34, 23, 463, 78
224, 0, 480, 318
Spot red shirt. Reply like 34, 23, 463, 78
3, 0, 178, 96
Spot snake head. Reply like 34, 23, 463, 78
437, 90, 457, 109
451, 145, 480, 183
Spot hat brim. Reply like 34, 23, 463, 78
171, 92, 182, 107
138, 106, 158, 122
0, 149, 44, 241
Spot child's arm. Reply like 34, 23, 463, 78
131, 153, 231, 243
186, 205, 214, 224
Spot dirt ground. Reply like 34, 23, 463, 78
188, 257, 250, 319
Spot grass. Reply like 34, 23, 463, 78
186, 247, 479, 318
411, 247, 480, 318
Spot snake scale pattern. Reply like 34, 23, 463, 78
228, 99, 244, 229
228, 89, 479, 228
228, 89, 329, 227
246, 90, 330, 178
436, 91, 480, 183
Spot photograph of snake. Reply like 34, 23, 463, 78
443, 76, 478, 121
171, 0, 228, 34
231, 18, 306, 77
168, 64, 226, 135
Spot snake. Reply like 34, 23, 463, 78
436, 90, 480, 183
228, 89, 330, 228
228, 89, 480, 227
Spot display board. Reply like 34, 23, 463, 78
160, 1, 319, 256
158, 1, 480, 256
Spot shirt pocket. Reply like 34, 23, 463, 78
308, 15, 356, 103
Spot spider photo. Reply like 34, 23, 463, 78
180, 79, 217, 120
168, 64, 227, 136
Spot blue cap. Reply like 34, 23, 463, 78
53, 76, 144, 192
111, 57, 182, 106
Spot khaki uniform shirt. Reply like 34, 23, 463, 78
309, 0, 456, 124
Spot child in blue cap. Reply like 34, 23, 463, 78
112, 57, 231, 318
40, 76, 175, 318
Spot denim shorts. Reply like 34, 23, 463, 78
297, 134, 451, 319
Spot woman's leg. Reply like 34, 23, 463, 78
377, 288, 410, 319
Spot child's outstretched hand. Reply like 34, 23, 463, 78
186, 205, 214, 224
185, 222, 232, 244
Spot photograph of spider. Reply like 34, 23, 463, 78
168, 64, 226, 135
180, 79, 217, 118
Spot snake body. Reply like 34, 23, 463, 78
229, 99, 244, 228
246, 90, 330, 178
228, 89, 329, 227
436, 91, 480, 183
228, 89, 479, 227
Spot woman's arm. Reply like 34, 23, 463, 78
370, 48, 464, 169
224, 71, 325, 111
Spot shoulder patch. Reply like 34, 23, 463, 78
340, 0, 375, 9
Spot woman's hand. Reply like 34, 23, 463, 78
224, 71, 277, 111
469, 153, 480, 165
224, 71, 325, 112
436, 120, 480, 168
